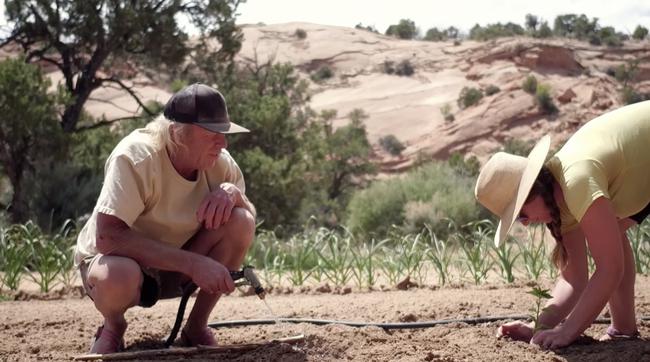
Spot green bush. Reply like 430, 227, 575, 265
379, 135, 406, 156
385, 19, 418, 39
535, 84, 558, 114
501, 138, 534, 156
440, 104, 454, 122
448, 152, 480, 177
355, 23, 379, 34
310, 66, 334, 83
622, 86, 644, 105
522, 75, 538, 94
457, 87, 483, 109
295, 28, 307, 39
485, 85, 500, 96
395, 60, 415, 76
633, 25, 648, 40
170, 79, 188, 93
345, 162, 488, 238
383, 60, 415, 76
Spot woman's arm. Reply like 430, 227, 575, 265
532, 196, 624, 348
497, 227, 588, 342
537, 227, 589, 328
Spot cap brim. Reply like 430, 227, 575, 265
196, 121, 250, 134
494, 135, 551, 247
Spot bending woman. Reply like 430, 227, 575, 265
475, 100, 650, 349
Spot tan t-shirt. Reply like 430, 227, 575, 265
546, 100, 650, 233
74, 128, 245, 265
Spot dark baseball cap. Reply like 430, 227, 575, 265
163, 83, 249, 134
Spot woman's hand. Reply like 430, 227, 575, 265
196, 183, 242, 229
189, 256, 235, 295
497, 321, 534, 342
530, 325, 576, 349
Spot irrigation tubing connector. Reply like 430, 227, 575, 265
208, 316, 650, 330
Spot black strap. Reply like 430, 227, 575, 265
164, 282, 197, 347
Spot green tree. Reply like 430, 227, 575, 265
535, 21, 553, 38
0, 58, 63, 223
633, 25, 649, 40
525, 14, 539, 32
385, 19, 418, 39
424, 27, 446, 41
2, 0, 244, 133
302, 109, 377, 225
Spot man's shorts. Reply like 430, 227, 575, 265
631, 201, 650, 225
79, 254, 188, 308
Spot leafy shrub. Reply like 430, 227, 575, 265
310, 66, 334, 83
535, 84, 557, 114
379, 135, 406, 156
383, 60, 415, 76
534, 22, 553, 38
385, 19, 417, 39
440, 104, 454, 122
457, 87, 483, 109
622, 86, 644, 105
522, 75, 538, 94
345, 162, 488, 238
633, 25, 648, 40
448, 152, 480, 177
170, 79, 188, 93
485, 85, 500, 96
395, 60, 415, 76
295, 28, 307, 39
501, 138, 534, 156
355, 23, 379, 34
469, 22, 525, 41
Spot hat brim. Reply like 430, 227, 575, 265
196, 121, 250, 134
494, 135, 551, 247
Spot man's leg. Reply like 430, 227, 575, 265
181, 207, 255, 344
84, 255, 143, 353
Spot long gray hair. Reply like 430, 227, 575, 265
143, 114, 189, 155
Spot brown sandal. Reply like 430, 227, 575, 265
89, 325, 125, 354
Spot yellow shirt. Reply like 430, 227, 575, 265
74, 128, 246, 265
546, 100, 650, 233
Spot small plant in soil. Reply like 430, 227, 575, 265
527, 284, 552, 331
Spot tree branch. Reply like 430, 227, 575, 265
75, 115, 145, 132
96, 77, 155, 116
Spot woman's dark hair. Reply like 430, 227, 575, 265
528, 166, 566, 269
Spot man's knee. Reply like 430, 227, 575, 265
222, 207, 255, 251
88, 256, 142, 302
229, 207, 255, 235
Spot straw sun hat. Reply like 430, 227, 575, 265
474, 135, 551, 247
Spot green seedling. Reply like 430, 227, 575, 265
424, 226, 453, 286
316, 232, 353, 287
1, 225, 32, 291
527, 284, 553, 331
520, 225, 547, 281
492, 239, 520, 284
350, 238, 388, 289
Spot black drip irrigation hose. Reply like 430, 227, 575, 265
208, 316, 650, 330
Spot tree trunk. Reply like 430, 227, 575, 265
7, 169, 28, 223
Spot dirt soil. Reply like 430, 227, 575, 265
2, 277, 650, 361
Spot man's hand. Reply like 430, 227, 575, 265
189, 255, 235, 294
497, 321, 534, 342
196, 183, 242, 229
530, 325, 576, 350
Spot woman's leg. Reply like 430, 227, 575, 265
604, 219, 638, 338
